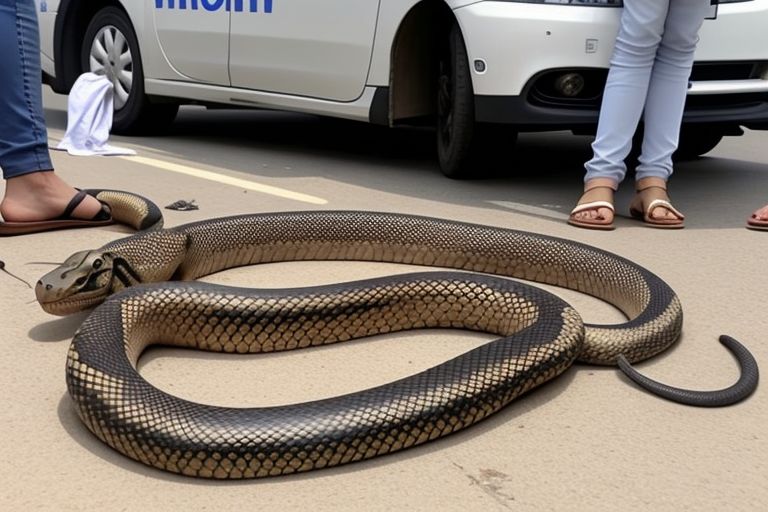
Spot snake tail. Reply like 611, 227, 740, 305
617, 335, 759, 407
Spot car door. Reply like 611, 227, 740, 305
153, 0, 230, 85
229, 0, 380, 101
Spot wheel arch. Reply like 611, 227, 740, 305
386, 0, 459, 126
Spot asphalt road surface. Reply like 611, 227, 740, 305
0, 88, 766, 511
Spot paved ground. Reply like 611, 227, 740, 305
1, 90, 766, 511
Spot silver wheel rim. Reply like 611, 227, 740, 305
89, 25, 133, 110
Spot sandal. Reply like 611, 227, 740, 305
0, 190, 112, 237
629, 184, 684, 229
568, 185, 615, 230
747, 207, 768, 231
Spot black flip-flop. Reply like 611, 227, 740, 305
0, 190, 113, 237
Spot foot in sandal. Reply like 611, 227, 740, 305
568, 178, 617, 230
629, 177, 684, 229
747, 204, 768, 231
0, 171, 112, 236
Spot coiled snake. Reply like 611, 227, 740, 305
36, 210, 759, 479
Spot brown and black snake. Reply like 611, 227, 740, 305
83, 188, 165, 232
35, 209, 759, 479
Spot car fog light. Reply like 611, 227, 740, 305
555, 73, 585, 97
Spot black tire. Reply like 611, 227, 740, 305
81, 7, 178, 134
436, 25, 516, 179
436, 24, 475, 178
674, 126, 724, 160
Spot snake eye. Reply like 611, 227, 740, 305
93, 259, 103, 270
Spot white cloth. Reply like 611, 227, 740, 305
55, 72, 136, 156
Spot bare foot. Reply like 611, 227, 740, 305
0, 171, 103, 223
569, 178, 617, 229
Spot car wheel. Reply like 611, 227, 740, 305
436, 24, 479, 179
81, 7, 178, 134
675, 126, 724, 160
436, 24, 516, 179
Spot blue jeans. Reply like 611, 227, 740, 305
584, 0, 711, 184
0, 0, 53, 179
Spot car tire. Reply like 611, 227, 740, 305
81, 7, 178, 134
436, 24, 476, 179
436, 24, 516, 179
674, 126, 724, 160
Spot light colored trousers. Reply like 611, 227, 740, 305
584, 0, 711, 184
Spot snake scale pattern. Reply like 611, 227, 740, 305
36, 210, 759, 479
86, 189, 164, 232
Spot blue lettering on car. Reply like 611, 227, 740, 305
154, 0, 273, 12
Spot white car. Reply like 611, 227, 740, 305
38, 0, 768, 178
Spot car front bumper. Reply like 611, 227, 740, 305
458, 1, 768, 129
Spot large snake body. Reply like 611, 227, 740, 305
69, 273, 583, 479
37, 211, 759, 478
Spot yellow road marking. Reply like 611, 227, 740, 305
121, 155, 327, 205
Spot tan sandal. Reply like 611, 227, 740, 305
568, 185, 615, 230
629, 185, 684, 229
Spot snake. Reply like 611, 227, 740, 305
36, 210, 759, 479
83, 189, 164, 232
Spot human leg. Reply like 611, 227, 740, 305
572, 0, 669, 228
0, 0, 103, 223
583, 0, 670, 184
631, 0, 710, 224
636, 0, 710, 181
0, 0, 51, 177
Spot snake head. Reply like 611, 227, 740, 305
35, 250, 125, 315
